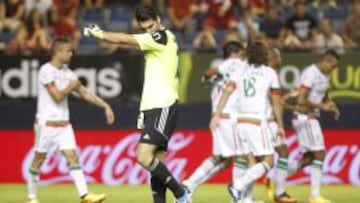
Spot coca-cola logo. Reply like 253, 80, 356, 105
22, 132, 195, 185
20, 131, 360, 186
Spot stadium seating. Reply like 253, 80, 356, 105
324, 6, 349, 20
78, 35, 98, 54
109, 7, 132, 21
106, 20, 129, 32
215, 29, 227, 44
80, 9, 107, 27
0, 31, 15, 43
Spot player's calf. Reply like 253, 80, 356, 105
182, 156, 228, 193
233, 158, 272, 198
275, 144, 290, 159
233, 156, 248, 185
228, 184, 242, 203
313, 150, 326, 161
298, 151, 315, 169
220, 156, 232, 169
63, 149, 80, 167
27, 152, 46, 201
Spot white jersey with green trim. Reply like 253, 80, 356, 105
211, 58, 247, 115
297, 64, 330, 117
36, 62, 78, 122
230, 64, 280, 122
265, 98, 275, 120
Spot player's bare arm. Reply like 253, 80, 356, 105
209, 82, 235, 130
298, 86, 324, 112
322, 91, 340, 119
271, 91, 285, 138
298, 86, 335, 114
201, 67, 221, 85
281, 88, 299, 111
76, 85, 115, 124
83, 24, 140, 48
46, 80, 81, 103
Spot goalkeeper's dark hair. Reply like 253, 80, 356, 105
50, 37, 70, 56
222, 41, 244, 59
247, 40, 269, 66
135, 6, 160, 22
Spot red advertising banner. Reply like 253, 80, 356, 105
0, 130, 359, 185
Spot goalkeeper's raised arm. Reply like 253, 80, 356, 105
83, 23, 139, 46
83, 6, 168, 49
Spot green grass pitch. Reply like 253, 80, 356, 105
0, 184, 359, 203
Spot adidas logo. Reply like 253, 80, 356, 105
143, 134, 150, 140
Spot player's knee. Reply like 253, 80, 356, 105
31, 153, 46, 168
246, 154, 256, 166
313, 150, 325, 161
303, 151, 314, 160
68, 159, 79, 167
70, 155, 78, 163
263, 155, 274, 168
222, 158, 232, 169
154, 150, 166, 162
64, 152, 79, 166
136, 152, 153, 167
277, 145, 290, 158
31, 159, 44, 169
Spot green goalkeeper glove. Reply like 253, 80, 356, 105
83, 24, 105, 39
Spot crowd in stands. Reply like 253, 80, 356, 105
0, 0, 358, 55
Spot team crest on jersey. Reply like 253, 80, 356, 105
151, 31, 167, 45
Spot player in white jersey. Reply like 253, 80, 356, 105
182, 41, 247, 200
210, 41, 284, 203
292, 50, 340, 203
264, 48, 297, 203
26, 38, 115, 203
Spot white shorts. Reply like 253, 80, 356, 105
292, 114, 325, 152
268, 120, 287, 148
212, 117, 248, 157
34, 123, 77, 153
237, 122, 274, 156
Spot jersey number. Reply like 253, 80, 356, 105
152, 32, 161, 41
243, 77, 256, 97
